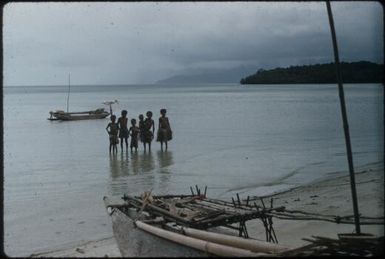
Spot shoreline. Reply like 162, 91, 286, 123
31, 164, 384, 257
253, 161, 384, 200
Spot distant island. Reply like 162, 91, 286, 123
240, 61, 384, 84
156, 65, 258, 84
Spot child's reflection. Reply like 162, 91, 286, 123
129, 151, 155, 174
139, 151, 155, 173
157, 150, 174, 169
109, 152, 130, 178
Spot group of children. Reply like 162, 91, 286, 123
106, 108, 172, 154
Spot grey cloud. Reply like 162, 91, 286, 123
3, 1, 383, 85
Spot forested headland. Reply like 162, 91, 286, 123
240, 61, 383, 84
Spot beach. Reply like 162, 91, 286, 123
31, 163, 383, 257
248, 162, 384, 248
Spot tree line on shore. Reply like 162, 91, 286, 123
240, 61, 383, 84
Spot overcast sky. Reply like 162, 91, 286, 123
3, 1, 383, 86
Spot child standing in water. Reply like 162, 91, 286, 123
143, 111, 155, 152
106, 115, 119, 154
156, 108, 172, 151
128, 118, 140, 152
138, 114, 146, 150
117, 110, 129, 151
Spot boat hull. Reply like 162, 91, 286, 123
109, 206, 208, 257
48, 110, 109, 121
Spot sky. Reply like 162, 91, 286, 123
3, 1, 383, 86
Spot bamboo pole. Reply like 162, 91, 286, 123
152, 194, 197, 199
127, 196, 192, 225
325, 0, 361, 234
182, 226, 290, 254
135, 220, 265, 257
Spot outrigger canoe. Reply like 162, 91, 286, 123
103, 192, 291, 257
48, 108, 109, 121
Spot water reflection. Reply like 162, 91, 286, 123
109, 151, 156, 176
137, 151, 155, 173
109, 152, 130, 195
156, 151, 174, 191
157, 150, 174, 170
130, 151, 140, 174
109, 152, 130, 178
108, 151, 172, 196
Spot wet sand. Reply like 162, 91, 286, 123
32, 165, 383, 257
29, 237, 120, 258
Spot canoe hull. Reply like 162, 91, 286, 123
53, 113, 109, 120
48, 110, 109, 121
109, 207, 208, 257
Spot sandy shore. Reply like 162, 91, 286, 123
247, 164, 384, 248
32, 164, 383, 257
29, 237, 121, 258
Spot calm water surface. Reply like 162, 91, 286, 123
3, 83, 383, 256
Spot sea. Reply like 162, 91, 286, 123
3, 83, 384, 256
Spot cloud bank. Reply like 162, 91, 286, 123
3, 1, 383, 86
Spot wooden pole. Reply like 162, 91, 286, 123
127, 196, 192, 225
326, 1, 361, 234
66, 73, 71, 113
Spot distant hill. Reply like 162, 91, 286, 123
156, 65, 258, 84
240, 61, 384, 84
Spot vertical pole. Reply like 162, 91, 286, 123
326, 1, 361, 234
67, 73, 71, 113
109, 104, 113, 116
236, 193, 241, 206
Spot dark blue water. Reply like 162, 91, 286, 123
3, 83, 383, 256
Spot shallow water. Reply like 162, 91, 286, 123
3, 83, 383, 256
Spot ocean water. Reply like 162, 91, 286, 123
3, 83, 383, 256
